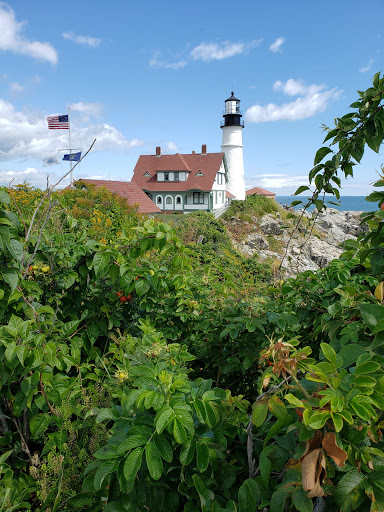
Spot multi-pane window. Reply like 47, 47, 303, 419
193, 192, 204, 204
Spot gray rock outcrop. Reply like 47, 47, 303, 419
229, 208, 368, 277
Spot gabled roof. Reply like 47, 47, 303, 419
78, 179, 161, 214
246, 186, 276, 197
132, 152, 225, 192
226, 190, 235, 198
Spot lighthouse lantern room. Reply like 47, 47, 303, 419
221, 92, 246, 200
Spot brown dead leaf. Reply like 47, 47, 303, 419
374, 282, 384, 301
368, 460, 374, 470
322, 432, 348, 468
300, 430, 322, 462
262, 375, 271, 388
301, 448, 326, 498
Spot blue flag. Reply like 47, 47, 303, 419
63, 151, 81, 162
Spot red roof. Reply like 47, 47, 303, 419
226, 190, 235, 198
78, 179, 161, 214
246, 186, 276, 197
132, 152, 225, 192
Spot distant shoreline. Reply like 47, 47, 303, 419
275, 196, 373, 213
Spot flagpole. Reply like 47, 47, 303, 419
68, 106, 73, 185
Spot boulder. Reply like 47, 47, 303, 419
246, 233, 269, 250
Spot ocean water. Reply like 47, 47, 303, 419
276, 196, 374, 212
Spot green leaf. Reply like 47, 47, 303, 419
29, 414, 51, 438
259, 451, 272, 488
355, 360, 380, 375
252, 401, 268, 427
155, 407, 174, 434
180, 439, 196, 466
321, 342, 337, 364
350, 401, 375, 421
2, 269, 19, 294
238, 479, 260, 512
123, 447, 144, 482
153, 434, 173, 462
135, 279, 151, 297
284, 394, 305, 408
0, 190, 11, 205
92, 252, 110, 278
334, 470, 366, 510
192, 474, 208, 508
268, 395, 287, 420
294, 186, 310, 195
270, 490, 287, 512
7, 239, 23, 262
115, 434, 148, 456
68, 493, 94, 507
292, 487, 313, 512
196, 442, 209, 473
173, 417, 187, 444
359, 304, 384, 330
307, 411, 330, 429
93, 460, 118, 490
355, 375, 376, 387
314, 147, 333, 165
145, 442, 163, 480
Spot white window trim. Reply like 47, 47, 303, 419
165, 195, 173, 209
156, 195, 163, 205
175, 195, 183, 207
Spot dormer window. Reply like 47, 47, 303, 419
196, 170, 204, 176
143, 171, 151, 177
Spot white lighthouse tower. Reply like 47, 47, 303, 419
221, 92, 245, 200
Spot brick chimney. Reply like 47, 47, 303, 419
192, 150, 196, 154
156, 146, 161, 156
201, 144, 207, 154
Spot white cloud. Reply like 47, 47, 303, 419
149, 52, 187, 69
9, 81, 23, 92
70, 102, 103, 121
246, 174, 310, 190
150, 39, 263, 68
0, 99, 144, 162
269, 37, 285, 53
164, 141, 178, 153
0, 4, 57, 64
245, 78, 341, 123
62, 32, 101, 48
0, 167, 72, 189
359, 58, 374, 73
190, 39, 263, 62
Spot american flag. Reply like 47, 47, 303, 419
47, 115, 69, 129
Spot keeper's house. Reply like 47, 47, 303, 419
131, 144, 229, 214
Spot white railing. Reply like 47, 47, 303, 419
213, 204, 230, 219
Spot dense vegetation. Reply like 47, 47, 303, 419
1, 72, 384, 511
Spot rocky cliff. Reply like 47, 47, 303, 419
223, 208, 368, 278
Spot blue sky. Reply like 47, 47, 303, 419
0, 0, 383, 196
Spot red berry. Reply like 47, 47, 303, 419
127, 294, 133, 301
116, 291, 123, 296
120, 296, 128, 303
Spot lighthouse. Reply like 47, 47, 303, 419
221, 92, 245, 200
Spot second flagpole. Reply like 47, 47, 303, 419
68, 106, 73, 185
